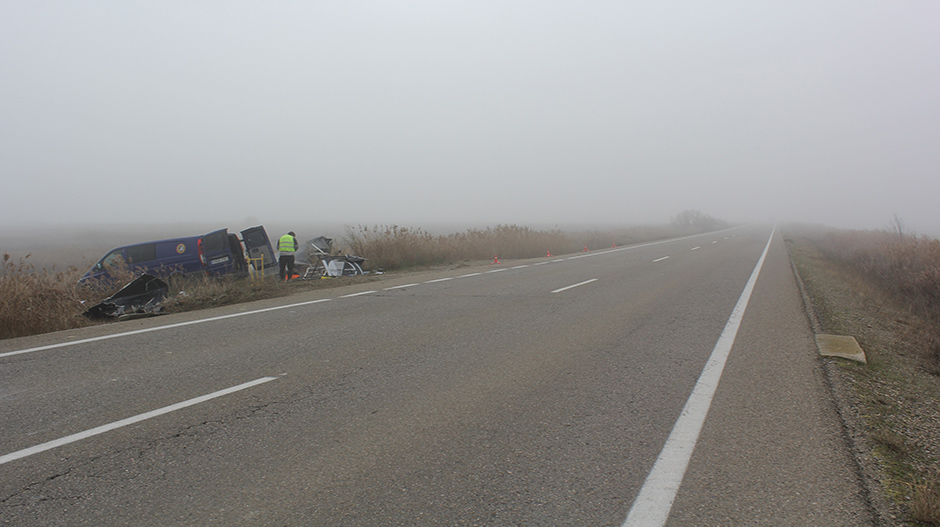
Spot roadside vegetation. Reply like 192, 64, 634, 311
787, 220, 940, 525
347, 212, 729, 271
1, 212, 728, 340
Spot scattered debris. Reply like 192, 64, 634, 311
83, 274, 169, 319
304, 236, 367, 278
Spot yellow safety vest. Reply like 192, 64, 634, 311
278, 234, 296, 253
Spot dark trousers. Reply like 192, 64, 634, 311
279, 254, 295, 280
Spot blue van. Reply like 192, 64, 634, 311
79, 227, 276, 283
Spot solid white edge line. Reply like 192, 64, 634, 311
621, 227, 775, 527
551, 278, 598, 294
0, 299, 333, 360
0, 376, 278, 466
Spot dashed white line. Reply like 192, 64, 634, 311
339, 290, 377, 298
485, 268, 507, 273
691, 246, 701, 251
653, 256, 670, 262
0, 376, 279, 466
1, 227, 750, 361
383, 283, 419, 290
551, 279, 598, 294
458, 273, 483, 278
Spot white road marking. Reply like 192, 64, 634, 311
383, 283, 419, 290
425, 277, 453, 283
653, 256, 670, 262
511, 265, 529, 269
485, 268, 507, 273
458, 273, 483, 278
691, 246, 700, 251
621, 227, 775, 527
0, 299, 333, 360
339, 290, 377, 298
1, 227, 749, 360
551, 279, 598, 293
0, 376, 278, 466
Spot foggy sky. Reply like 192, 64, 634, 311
2, 2, 939, 234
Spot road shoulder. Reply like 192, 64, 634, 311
667, 232, 876, 525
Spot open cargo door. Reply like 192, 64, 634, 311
241, 226, 277, 270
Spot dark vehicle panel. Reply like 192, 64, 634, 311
81, 236, 202, 283
79, 226, 273, 284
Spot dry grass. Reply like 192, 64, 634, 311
912, 473, 940, 525
819, 226, 940, 370
787, 224, 940, 525
342, 223, 706, 271
1, 254, 104, 339
0, 253, 280, 339
343, 224, 581, 270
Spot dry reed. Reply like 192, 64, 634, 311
0, 254, 102, 339
342, 223, 703, 271
820, 226, 940, 367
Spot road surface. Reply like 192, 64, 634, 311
0, 226, 874, 525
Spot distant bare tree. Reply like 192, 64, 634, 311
671, 209, 727, 231
887, 213, 908, 239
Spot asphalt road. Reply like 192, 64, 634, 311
0, 226, 874, 526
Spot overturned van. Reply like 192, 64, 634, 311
79, 226, 277, 284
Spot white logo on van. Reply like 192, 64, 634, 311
176, 243, 186, 254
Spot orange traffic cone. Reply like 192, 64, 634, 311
612, 243, 617, 248
546, 250, 552, 257
583, 246, 589, 252
492, 255, 500, 264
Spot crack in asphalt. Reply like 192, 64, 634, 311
0, 393, 306, 511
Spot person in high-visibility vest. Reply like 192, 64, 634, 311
278, 231, 299, 280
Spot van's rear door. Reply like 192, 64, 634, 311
241, 226, 277, 269
198, 229, 235, 274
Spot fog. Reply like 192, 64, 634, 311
2, 2, 939, 241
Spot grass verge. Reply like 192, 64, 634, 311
786, 224, 940, 526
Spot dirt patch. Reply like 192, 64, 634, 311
786, 228, 940, 526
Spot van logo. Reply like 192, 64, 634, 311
176, 243, 186, 254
